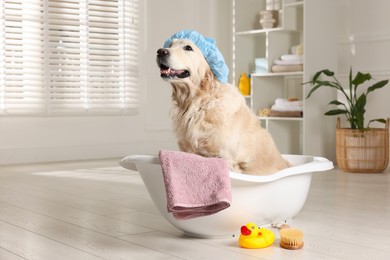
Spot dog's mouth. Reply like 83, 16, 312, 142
159, 64, 190, 79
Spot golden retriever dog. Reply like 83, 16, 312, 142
156, 33, 289, 175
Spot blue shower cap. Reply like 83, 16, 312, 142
163, 30, 229, 84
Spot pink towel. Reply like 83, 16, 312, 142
159, 150, 231, 220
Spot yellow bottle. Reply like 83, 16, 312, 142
239, 73, 250, 96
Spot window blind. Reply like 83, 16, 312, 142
0, 0, 139, 115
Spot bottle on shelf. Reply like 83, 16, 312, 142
238, 73, 250, 96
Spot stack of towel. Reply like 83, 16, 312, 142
270, 98, 303, 117
271, 45, 303, 73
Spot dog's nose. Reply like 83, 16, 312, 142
157, 48, 169, 57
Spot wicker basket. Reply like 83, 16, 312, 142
336, 117, 389, 173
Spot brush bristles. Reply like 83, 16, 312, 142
280, 228, 304, 249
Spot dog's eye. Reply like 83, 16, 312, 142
184, 45, 193, 51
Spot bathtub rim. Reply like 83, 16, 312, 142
119, 154, 334, 183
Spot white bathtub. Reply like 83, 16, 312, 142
120, 154, 333, 238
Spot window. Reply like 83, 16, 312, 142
0, 0, 139, 115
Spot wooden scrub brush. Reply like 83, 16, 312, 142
279, 228, 304, 250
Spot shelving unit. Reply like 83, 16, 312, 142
232, 0, 338, 159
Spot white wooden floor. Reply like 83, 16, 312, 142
0, 158, 389, 260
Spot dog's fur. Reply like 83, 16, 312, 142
156, 39, 289, 175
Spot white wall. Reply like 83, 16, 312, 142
0, 0, 231, 165
337, 0, 390, 127
303, 0, 338, 160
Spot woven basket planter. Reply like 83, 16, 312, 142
336, 117, 389, 173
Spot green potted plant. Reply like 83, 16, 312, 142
305, 68, 389, 173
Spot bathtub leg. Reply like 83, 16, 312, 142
271, 219, 293, 229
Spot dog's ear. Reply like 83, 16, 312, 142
200, 70, 215, 92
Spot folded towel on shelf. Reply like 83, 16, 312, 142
159, 150, 231, 220
255, 58, 268, 74
271, 98, 303, 112
273, 59, 303, 65
273, 54, 303, 66
271, 64, 303, 73
275, 98, 303, 107
281, 54, 303, 62
269, 110, 303, 117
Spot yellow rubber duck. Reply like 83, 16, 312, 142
239, 222, 275, 249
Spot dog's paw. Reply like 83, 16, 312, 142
238, 161, 249, 171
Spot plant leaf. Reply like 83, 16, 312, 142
328, 100, 344, 106
349, 68, 353, 100
355, 93, 367, 111
367, 79, 389, 94
352, 71, 372, 86
312, 69, 334, 82
367, 118, 387, 128
370, 118, 387, 124
322, 69, 335, 77
312, 71, 323, 82
352, 94, 367, 129
324, 109, 348, 116
306, 81, 341, 99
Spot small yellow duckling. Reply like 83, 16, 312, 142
239, 222, 275, 249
